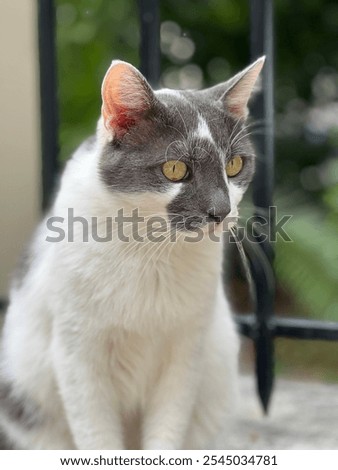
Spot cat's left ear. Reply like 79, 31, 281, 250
101, 60, 158, 139
202, 56, 265, 120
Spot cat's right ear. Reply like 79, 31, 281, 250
101, 61, 157, 140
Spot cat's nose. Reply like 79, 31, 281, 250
207, 205, 231, 224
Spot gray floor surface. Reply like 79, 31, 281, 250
220, 375, 338, 449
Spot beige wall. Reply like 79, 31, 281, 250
0, 0, 41, 297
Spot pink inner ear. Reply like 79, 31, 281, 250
101, 62, 149, 137
228, 103, 244, 117
102, 104, 137, 137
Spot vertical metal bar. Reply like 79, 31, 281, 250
137, 0, 161, 88
250, 0, 275, 209
38, 0, 59, 210
249, 0, 276, 413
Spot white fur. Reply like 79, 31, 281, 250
157, 89, 185, 99
0, 121, 241, 450
195, 115, 214, 142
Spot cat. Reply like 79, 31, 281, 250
0, 56, 264, 449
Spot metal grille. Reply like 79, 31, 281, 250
33, 0, 338, 411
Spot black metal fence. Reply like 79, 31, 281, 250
12, 0, 338, 412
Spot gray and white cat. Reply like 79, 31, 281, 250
0, 57, 264, 449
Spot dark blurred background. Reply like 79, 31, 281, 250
56, 0, 338, 381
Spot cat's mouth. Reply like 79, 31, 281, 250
204, 218, 237, 236
169, 214, 236, 234
169, 215, 208, 232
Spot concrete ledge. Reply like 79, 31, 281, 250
220, 375, 338, 449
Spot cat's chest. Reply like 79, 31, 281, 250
108, 330, 167, 410
91, 242, 221, 330
58, 238, 222, 330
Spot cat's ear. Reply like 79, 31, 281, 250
221, 57, 265, 119
101, 60, 157, 139
202, 56, 265, 120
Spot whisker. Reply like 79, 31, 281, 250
166, 124, 187, 143
229, 226, 255, 301
174, 106, 189, 137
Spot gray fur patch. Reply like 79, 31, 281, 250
0, 380, 41, 430
99, 92, 200, 193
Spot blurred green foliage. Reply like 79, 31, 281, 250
56, 0, 338, 379
56, 0, 140, 159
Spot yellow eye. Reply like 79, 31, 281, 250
162, 160, 188, 182
226, 156, 243, 177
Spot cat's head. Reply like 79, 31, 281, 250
98, 58, 264, 233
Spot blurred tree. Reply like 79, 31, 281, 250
56, 0, 140, 159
